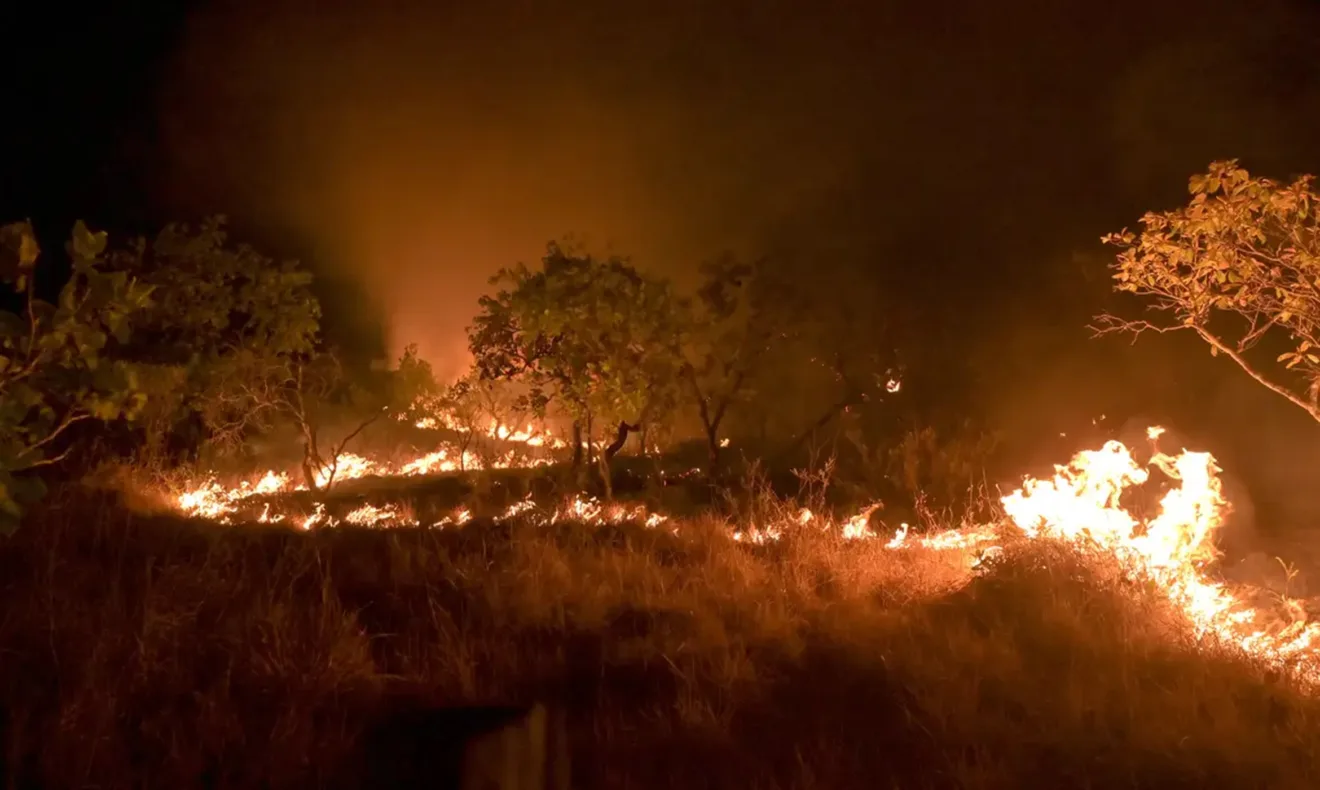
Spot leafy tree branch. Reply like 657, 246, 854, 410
1096, 159, 1320, 421
0, 220, 154, 532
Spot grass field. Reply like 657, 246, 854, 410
2, 474, 1319, 789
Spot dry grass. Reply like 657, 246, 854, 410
2, 486, 1319, 789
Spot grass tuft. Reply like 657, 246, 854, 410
1, 487, 1318, 788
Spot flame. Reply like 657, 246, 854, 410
1001, 434, 1320, 680
175, 470, 294, 522
726, 428, 1320, 681
302, 503, 328, 530
732, 524, 782, 544
408, 401, 567, 450
175, 436, 554, 524
314, 453, 381, 488
165, 417, 1320, 682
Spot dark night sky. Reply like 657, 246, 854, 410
5, 0, 1320, 511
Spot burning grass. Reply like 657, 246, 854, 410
5, 430, 1320, 787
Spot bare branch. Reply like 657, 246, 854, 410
19, 412, 92, 458
1088, 314, 1186, 343
22, 445, 76, 469
1193, 327, 1320, 419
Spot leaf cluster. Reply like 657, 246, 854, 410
1101, 160, 1320, 419
103, 217, 322, 444
468, 242, 685, 431
0, 221, 155, 532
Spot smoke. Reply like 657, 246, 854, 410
148, 0, 1320, 414
149, 0, 878, 378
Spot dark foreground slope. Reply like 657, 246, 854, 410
1, 491, 1318, 789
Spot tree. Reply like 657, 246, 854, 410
746, 255, 904, 465
436, 373, 539, 470
680, 255, 781, 468
468, 242, 685, 496
1097, 160, 1320, 423
205, 345, 436, 490
430, 376, 482, 471
0, 221, 154, 532
103, 216, 321, 459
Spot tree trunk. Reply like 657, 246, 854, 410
301, 440, 321, 491
777, 395, 855, 465
599, 421, 639, 500
571, 421, 583, 468
684, 366, 744, 477
598, 452, 614, 500
706, 425, 722, 470
459, 434, 473, 472
584, 412, 594, 465
604, 421, 638, 461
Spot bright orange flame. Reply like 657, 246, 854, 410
407, 400, 567, 450
1000, 433, 1320, 680
166, 418, 1320, 682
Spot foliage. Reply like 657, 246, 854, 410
383, 345, 441, 424
468, 241, 907, 477
1098, 160, 1320, 422
468, 242, 686, 452
105, 216, 321, 454
0, 220, 154, 532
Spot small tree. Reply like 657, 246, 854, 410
433, 376, 482, 470
439, 373, 538, 470
205, 345, 435, 490
0, 221, 154, 531
680, 255, 782, 469
754, 256, 904, 464
1097, 160, 1320, 422
104, 216, 321, 460
468, 242, 685, 496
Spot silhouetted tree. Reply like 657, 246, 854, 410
680, 254, 782, 469
468, 242, 684, 496
206, 345, 436, 491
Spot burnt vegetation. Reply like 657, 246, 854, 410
4, 163, 1320, 788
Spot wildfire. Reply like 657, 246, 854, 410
410, 404, 567, 450
176, 470, 293, 522
165, 419, 1320, 682
1001, 435, 1320, 680
176, 442, 555, 523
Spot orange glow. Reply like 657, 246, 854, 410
167, 421, 1320, 682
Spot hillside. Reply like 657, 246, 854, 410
3, 432, 1320, 788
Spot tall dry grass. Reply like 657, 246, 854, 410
1, 486, 1318, 789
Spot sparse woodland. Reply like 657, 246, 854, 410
3, 163, 1320, 788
